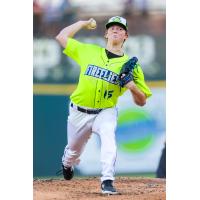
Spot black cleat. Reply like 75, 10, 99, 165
62, 165, 74, 180
101, 180, 118, 195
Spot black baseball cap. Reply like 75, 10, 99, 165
105, 16, 128, 31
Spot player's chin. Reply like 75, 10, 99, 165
111, 38, 121, 44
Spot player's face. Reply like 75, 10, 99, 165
105, 25, 128, 44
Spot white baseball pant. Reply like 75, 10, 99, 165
62, 103, 118, 182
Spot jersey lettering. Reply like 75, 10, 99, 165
104, 70, 112, 82
85, 64, 119, 85
110, 73, 118, 83
100, 69, 106, 78
91, 66, 98, 76
95, 68, 101, 78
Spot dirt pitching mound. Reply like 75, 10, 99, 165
33, 177, 166, 200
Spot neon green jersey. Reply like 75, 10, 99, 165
63, 38, 152, 109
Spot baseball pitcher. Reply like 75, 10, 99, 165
55, 16, 152, 195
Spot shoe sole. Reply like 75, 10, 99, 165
101, 190, 119, 195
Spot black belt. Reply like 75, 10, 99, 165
70, 103, 102, 114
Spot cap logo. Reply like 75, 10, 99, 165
113, 17, 121, 23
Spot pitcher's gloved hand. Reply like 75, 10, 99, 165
119, 73, 133, 87
118, 57, 138, 87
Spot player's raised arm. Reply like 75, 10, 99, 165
125, 81, 146, 106
55, 18, 97, 48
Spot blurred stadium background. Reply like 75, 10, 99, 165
33, 0, 166, 178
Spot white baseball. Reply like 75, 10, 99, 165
90, 19, 97, 29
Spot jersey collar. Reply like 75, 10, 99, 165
101, 48, 129, 64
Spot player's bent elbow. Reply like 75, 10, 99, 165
55, 32, 61, 42
55, 34, 62, 44
55, 33, 67, 48
137, 101, 146, 106
139, 100, 146, 106
135, 98, 146, 106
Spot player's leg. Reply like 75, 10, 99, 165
93, 107, 118, 194
62, 106, 95, 179
62, 120, 93, 167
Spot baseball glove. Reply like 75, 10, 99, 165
118, 57, 138, 87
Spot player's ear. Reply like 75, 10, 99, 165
104, 30, 108, 39
125, 31, 128, 39
123, 32, 128, 44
